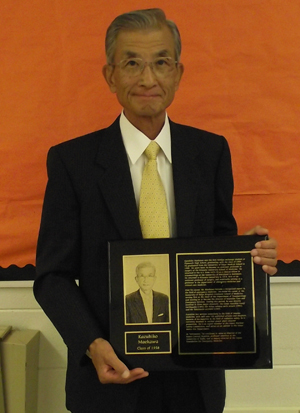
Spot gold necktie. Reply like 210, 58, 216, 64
139, 141, 170, 238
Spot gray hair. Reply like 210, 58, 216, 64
105, 8, 182, 65
136, 262, 156, 276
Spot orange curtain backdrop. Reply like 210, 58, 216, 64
1, 0, 299, 267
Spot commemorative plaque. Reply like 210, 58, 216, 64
109, 235, 272, 371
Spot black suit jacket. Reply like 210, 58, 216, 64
126, 289, 169, 323
34, 117, 237, 413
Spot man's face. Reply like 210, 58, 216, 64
135, 266, 156, 294
103, 26, 184, 127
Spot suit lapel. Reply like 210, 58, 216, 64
95, 118, 142, 240
170, 121, 204, 238
94, 118, 205, 240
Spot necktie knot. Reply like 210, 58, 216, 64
144, 141, 160, 161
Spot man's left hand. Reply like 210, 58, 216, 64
244, 225, 278, 276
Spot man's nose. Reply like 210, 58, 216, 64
138, 63, 157, 86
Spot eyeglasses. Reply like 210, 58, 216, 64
112, 57, 178, 77
137, 274, 156, 279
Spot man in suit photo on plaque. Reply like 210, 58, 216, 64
34, 8, 278, 413
125, 261, 170, 324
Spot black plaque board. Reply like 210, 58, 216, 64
109, 235, 272, 371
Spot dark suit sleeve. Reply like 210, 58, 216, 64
34, 147, 103, 363
213, 137, 237, 236
170, 122, 237, 238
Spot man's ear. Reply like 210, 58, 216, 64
102, 64, 116, 93
174, 62, 184, 91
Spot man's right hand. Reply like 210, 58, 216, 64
88, 338, 149, 384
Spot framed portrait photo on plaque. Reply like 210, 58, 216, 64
108, 235, 272, 371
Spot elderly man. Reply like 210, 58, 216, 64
126, 262, 169, 324
34, 8, 278, 413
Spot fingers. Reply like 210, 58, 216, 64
99, 367, 148, 384
254, 237, 278, 250
251, 237, 278, 275
244, 225, 269, 236
98, 347, 130, 384
99, 359, 148, 385
89, 338, 149, 384
251, 238, 278, 260
262, 264, 278, 276
252, 255, 278, 275
121, 368, 149, 384
244, 226, 278, 276
100, 366, 149, 384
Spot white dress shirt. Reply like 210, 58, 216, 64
120, 112, 176, 237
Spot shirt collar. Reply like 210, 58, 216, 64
139, 288, 153, 300
120, 111, 172, 164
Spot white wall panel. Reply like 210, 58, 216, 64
0, 279, 299, 412
225, 367, 300, 407
37, 369, 68, 413
272, 307, 300, 365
